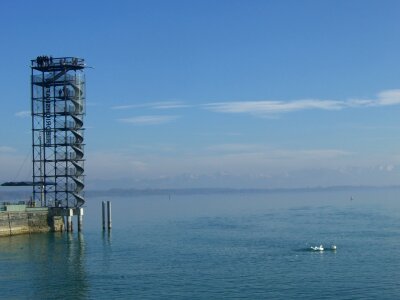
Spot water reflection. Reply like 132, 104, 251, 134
0, 233, 88, 299
101, 230, 112, 272
102, 229, 112, 245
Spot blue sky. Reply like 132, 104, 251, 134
1, 0, 400, 189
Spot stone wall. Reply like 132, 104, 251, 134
0, 209, 64, 237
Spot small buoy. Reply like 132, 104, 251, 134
331, 245, 337, 250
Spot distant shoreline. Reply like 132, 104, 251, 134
86, 185, 400, 197
1, 185, 400, 200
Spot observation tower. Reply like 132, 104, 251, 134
31, 56, 86, 209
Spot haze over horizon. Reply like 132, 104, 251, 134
1, 0, 400, 190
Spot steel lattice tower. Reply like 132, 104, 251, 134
31, 56, 86, 208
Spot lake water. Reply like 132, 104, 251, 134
1, 188, 400, 299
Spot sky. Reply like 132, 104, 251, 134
1, 0, 400, 189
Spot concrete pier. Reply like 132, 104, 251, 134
0, 205, 64, 236
0, 205, 85, 236
49, 207, 84, 233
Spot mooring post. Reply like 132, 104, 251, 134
77, 208, 84, 232
66, 208, 73, 232
102, 201, 106, 230
107, 201, 112, 230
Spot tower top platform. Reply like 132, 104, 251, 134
31, 56, 85, 71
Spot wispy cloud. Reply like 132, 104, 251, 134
0, 146, 16, 153
294, 149, 351, 159
378, 164, 395, 172
112, 101, 189, 110
152, 102, 190, 109
206, 99, 343, 115
205, 89, 400, 116
377, 89, 400, 106
118, 115, 179, 125
206, 143, 266, 153
349, 89, 400, 107
15, 111, 30, 118
206, 143, 351, 159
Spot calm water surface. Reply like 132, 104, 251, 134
1, 188, 400, 299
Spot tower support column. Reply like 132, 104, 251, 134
77, 207, 84, 232
66, 208, 73, 232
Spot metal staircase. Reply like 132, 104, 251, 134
31, 56, 86, 208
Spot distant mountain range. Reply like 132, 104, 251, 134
2, 185, 400, 201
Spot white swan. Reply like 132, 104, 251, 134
310, 244, 324, 251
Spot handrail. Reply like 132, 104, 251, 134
31, 56, 85, 69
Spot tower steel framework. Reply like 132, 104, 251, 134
31, 56, 86, 208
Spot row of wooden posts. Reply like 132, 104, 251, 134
62, 201, 112, 232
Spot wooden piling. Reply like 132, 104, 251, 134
102, 201, 106, 230
107, 201, 112, 230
